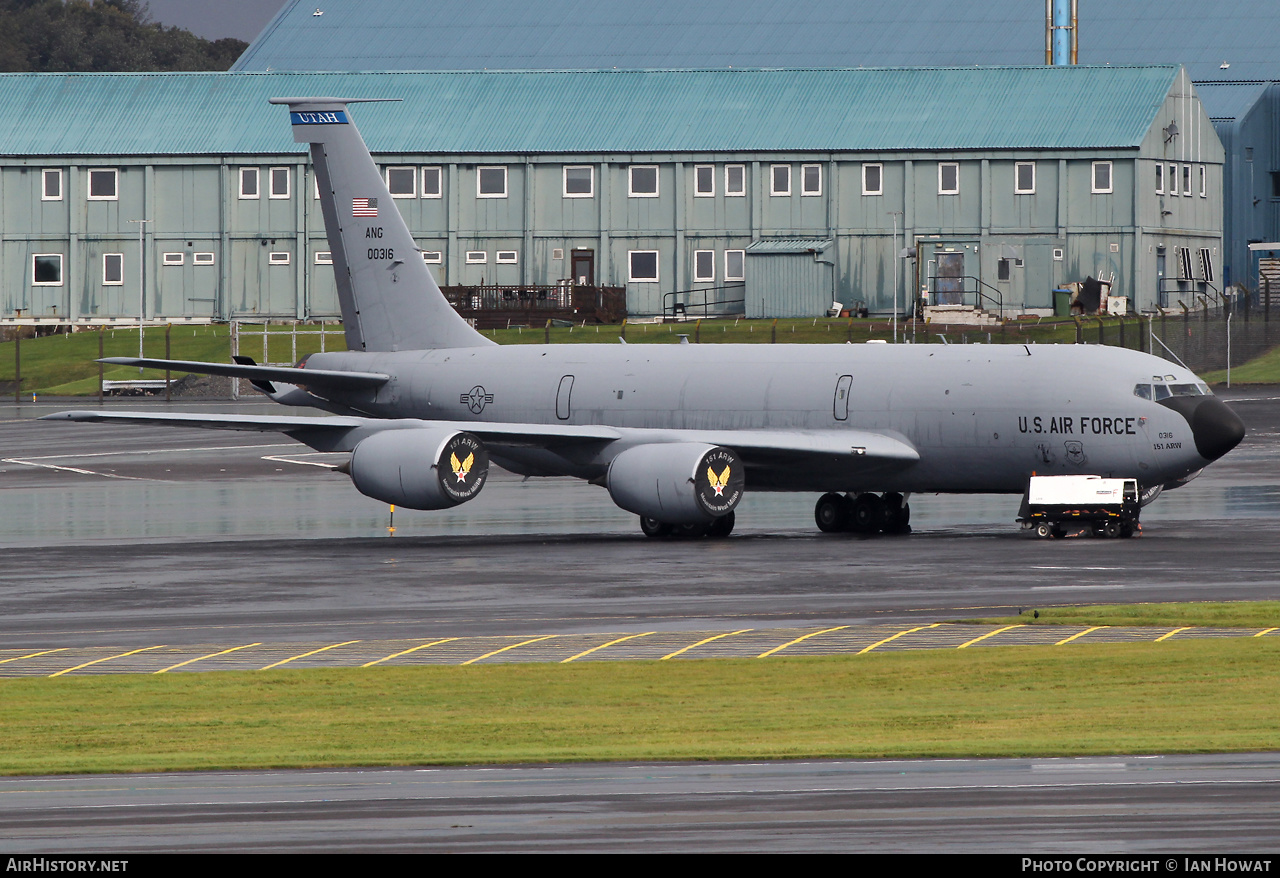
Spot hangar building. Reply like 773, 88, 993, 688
0, 66, 1219, 322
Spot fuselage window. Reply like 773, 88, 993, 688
1133, 384, 1152, 400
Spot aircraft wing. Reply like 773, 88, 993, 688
41, 410, 915, 467
96, 357, 390, 392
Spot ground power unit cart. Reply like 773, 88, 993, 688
1018, 475, 1141, 539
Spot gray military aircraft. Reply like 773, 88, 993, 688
45, 98, 1246, 538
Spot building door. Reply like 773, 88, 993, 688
935, 252, 966, 305
571, 249, 594, 285
1155, 247, 1166, 308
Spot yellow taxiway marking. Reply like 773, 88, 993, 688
0, 648, 69, 665
462, 635, 560, 665
260, 641, 361, 670
1056, 626, 1108, 646
660, 630, 752, 661
958, 625, 1025, 649
561, 632, 655, 663
155, 643, 262, 674
364, 638, 459, 667
49, 645, 166, 677
1255, 628, 1278, 638
757, 626, 849, 658
1155, 627, 1192, 642
857, 623, 941, 655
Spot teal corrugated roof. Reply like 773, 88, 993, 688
233, 0, 1280, 84
1196, 81, 1272, 121
0, 67, 1178, 156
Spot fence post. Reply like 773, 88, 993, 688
771, 319, 778, 344
230, 321, 240, 400
165, 323, 171, 402
98, 327, 104, 407
1119, 318, 1126, 350
694, 319, 701, 344
1073, 316, 1082, 344
13, 333, 19, 405
1267, 277, 1272, 323
620, 318, 626, 342
1096, 316, 1105, 346
545, 319, 551, 344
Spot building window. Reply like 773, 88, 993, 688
386, 167, 416, 198
801, 164, 822, 196
862, 163, 882, 196
477, 166, 507, 198
193, 252, 215, 265
422, 166, 442, 198
694, 165, 715, 197
997, 258, 1011, 281
32, 254, 62, 285
1198, 165, 1207, 198
315, 251, 333, 265
239, 167, 259, 199
563, 165, 593, 198
1092, 161, 1113, 194
628, 166, 658, 197
725, 250, 745, 281
162, 252, 184, 266
628, 250, 659, 282
725, 164, 745, 196
268, 252, 290, 265
1168, 164, 1178, 196
1155, 163, 1164, 194
42, 169, 62, 201
938, 162, 959, 195
1015, 162, 1035, 194
496, 250, 518, 264
1182, 164, 1192, 196
1178, 247, 1193, 279
102, 253, 123, 285
770, 164, 791, 196
87, 168, 118, 201
422, 251, 443, 264
693, 249, 715, 282
466, 251, 487, 264
269, 167, 290, 199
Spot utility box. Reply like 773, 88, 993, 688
1019, 475, 1140, 538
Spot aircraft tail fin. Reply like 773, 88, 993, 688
271, 98, 493, 353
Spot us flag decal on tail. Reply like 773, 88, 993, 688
353, 197, 378, 217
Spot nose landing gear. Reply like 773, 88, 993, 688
815, 492, 911, 535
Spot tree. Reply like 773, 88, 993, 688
0, 1, 249, 72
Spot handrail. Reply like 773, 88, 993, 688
1157, 276, 1220, 310
663, 283, 747, 319
925, 275, 1004, 317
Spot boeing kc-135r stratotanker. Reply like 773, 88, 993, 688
46, 98, 1246, 538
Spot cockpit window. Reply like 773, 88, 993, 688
1141, 380, 1212, 401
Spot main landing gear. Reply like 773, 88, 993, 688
815, 492, 911, 535
640, 511, 736, 539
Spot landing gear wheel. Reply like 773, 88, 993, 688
639, 516, 672, 538
815, 493, 851, 533
706, 512, 735, 539
850, 493, 883, 533
880, 493, 911, 534
676, 523, 709, 539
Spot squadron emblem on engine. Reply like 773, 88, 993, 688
451, 451, 475, 483
708, 465, 731, 497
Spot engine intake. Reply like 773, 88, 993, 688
348, 428, 488, 510
606, 443, 744, 524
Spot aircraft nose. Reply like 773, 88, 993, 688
1158, 396, 1246, 461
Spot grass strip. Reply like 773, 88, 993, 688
960, 601, 1280, 628
1, 638, 1277, 775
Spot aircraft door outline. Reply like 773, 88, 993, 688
833, 374, 853, 421
556, 374, 575, 420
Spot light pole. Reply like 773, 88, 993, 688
128, 218, 151, 369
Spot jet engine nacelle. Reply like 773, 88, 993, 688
348, 428, 488, 510
606, 443, 744, 524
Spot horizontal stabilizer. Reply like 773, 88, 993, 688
97, 357, 389, 391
